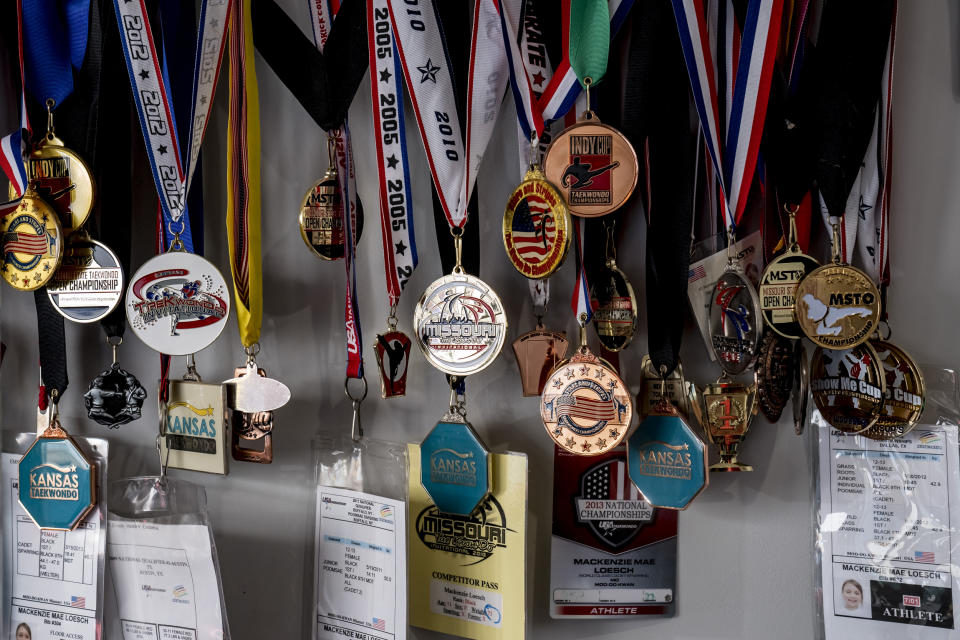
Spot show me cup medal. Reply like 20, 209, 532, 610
590, 219, 637, 352
859, 338, 924, 440
759, 207, 820, 339
698, 378, 759, 472
0, 186, 63, 291
809, 342, 885, 435
627, 376, 708, 510
19, 399, 96, 531
540, 320, 633, 455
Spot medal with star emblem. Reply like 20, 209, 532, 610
1, 187, 64, 291
540, 327, 633, 456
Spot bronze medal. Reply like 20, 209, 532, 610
700, 379, 759, 472
25, 127, 95, 233
502, 165, 570, 278
860, 339, 925, 440
543, 114, 638, 217
512, 323, 568, 397
755, 331, 796, 423
795, 264, 880, 349
809, 343, 885, 434
1, 189, 63, 291
230, 365, 274, 463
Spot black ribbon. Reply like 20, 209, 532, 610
620, 0, 696, 377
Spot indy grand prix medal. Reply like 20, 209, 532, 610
0, 187, 63, 291
709, 268, 762, 375
513, 322, 569, 397
590, 221, 637, 352
795, 263, 880, 350
46, 235, 123, 322
810, 342, 885, 434
759, 209, 819, 339
125, 251, 230, 355
628, 378, 707, 510
19, 405, 96, 531
860, 339, 925, 440
544, 112, 638, 218
541, 325, 633, 455
502, 165, 570, 278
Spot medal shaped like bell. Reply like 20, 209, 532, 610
512, 323, 568, 396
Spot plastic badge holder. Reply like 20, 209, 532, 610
311, 435, 408, 640
814, 367, 960, 640
105, 477, 231, 640
1, 433, 108, 640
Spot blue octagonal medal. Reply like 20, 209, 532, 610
420, 419, 490, 516
627, 399, 707, 510
19, 421, 96, 530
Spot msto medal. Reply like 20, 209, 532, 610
759, 209, 819, 339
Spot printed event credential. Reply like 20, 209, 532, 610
408, 444, 527, 640
3, 450, 104, 640
818, 416, 960, 639
314, 486, 406, 640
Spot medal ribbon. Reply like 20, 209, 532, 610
571, 217, 592, 323
367, 0, 417, 307
568, 0, 610, 86
112, 0, 231, 251
21, 0, 90, 107
0, 0, 29, 204
671, 0, 784, 230
226, 0, 264, 349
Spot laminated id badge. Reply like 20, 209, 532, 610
314, 436, 407, 640
408, 444, 527, 639
550, 445, 677, 618
2, 434, 108, 640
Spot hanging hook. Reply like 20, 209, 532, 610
345, 376, 368, 441
45, 99, 56, 139
450, 226, 465, 274
582, 77, 594, 119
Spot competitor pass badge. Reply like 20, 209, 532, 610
502, 166, 570, 278
125, 252, 230, 355
19, 430, 96, 530
550, 446, 677, 618
810, 343, 885, 434
413, 273, 507, 376
47, 237, 123, 322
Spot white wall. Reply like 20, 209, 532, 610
2, 1, 958, 638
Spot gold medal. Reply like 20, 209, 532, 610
1, 188, 63, 291
502, 165, 570, 278
795, 263, 880, 350
860, 338, 925, 440
759, 208, 820, 339
699, 379, 759, 472
637, 355, 700, 423
810, 342, 885, 434
590, 219, 637, 352
543, 112, 638, 217
540, 323, 633, 455
299, 168, 345, 261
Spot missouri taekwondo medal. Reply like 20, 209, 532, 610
627, 394, 707, 510
502, 165, 570, 278
125, 250, 230, 355
25, 104, 95, 233
860, 339, 925, 440
793, 340, 809, 435
810, 342, 885, 434
795, 264, 880, 350
19, 404, 96, 531
513, 322, 569, 397
1, 187, 63, 291
709, 268, 762, 375
544, 113, 638, 218
755, 331, 796, 423
590, 222, 637, 352
46, 235, 123, 322
759, 210, 819, 339
700, 379, 759, 472
540, 325, 633, 455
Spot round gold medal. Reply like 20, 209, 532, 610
299, 170, 345, 261
589, 259, 637, 352
543, 115, 638, 217
26, 134, 96, 232
502, 166, 570, 278
810, 342, 885, 434
794, 264, 880, 349
860, 339, 925, 440
0, 190, 63, 291
540, 348, 633, 455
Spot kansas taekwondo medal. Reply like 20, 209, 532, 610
46, 236, 123, 322
502, 166, 570, 278
1, 189, 63, 291
810, 342, 885, 434
861, 339, 925, 440
125, 252, 230, 355
709, 269, 762, 375
414, 273, 507, 376
27, 133, 96, 232
541, 349, 633, 455
544, 114, 638, 217
795, 264, 880, 349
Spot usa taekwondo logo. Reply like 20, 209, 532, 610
575, 459, 652, 548
503, 176, 569, 279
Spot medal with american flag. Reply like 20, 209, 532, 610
0, 188, 63, 291
502, 165, 570, 279
541, 325, 633, 456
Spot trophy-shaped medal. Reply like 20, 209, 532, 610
700, 379, 758, 472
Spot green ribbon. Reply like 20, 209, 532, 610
569, 0, 611, 87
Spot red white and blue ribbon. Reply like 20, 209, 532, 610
671, 0, 784, 231
112, 0, 230, 252
368, 0, 418, 308
571, 217, 592, 323
311, 0, 364, 378
1, 0, 33, 206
